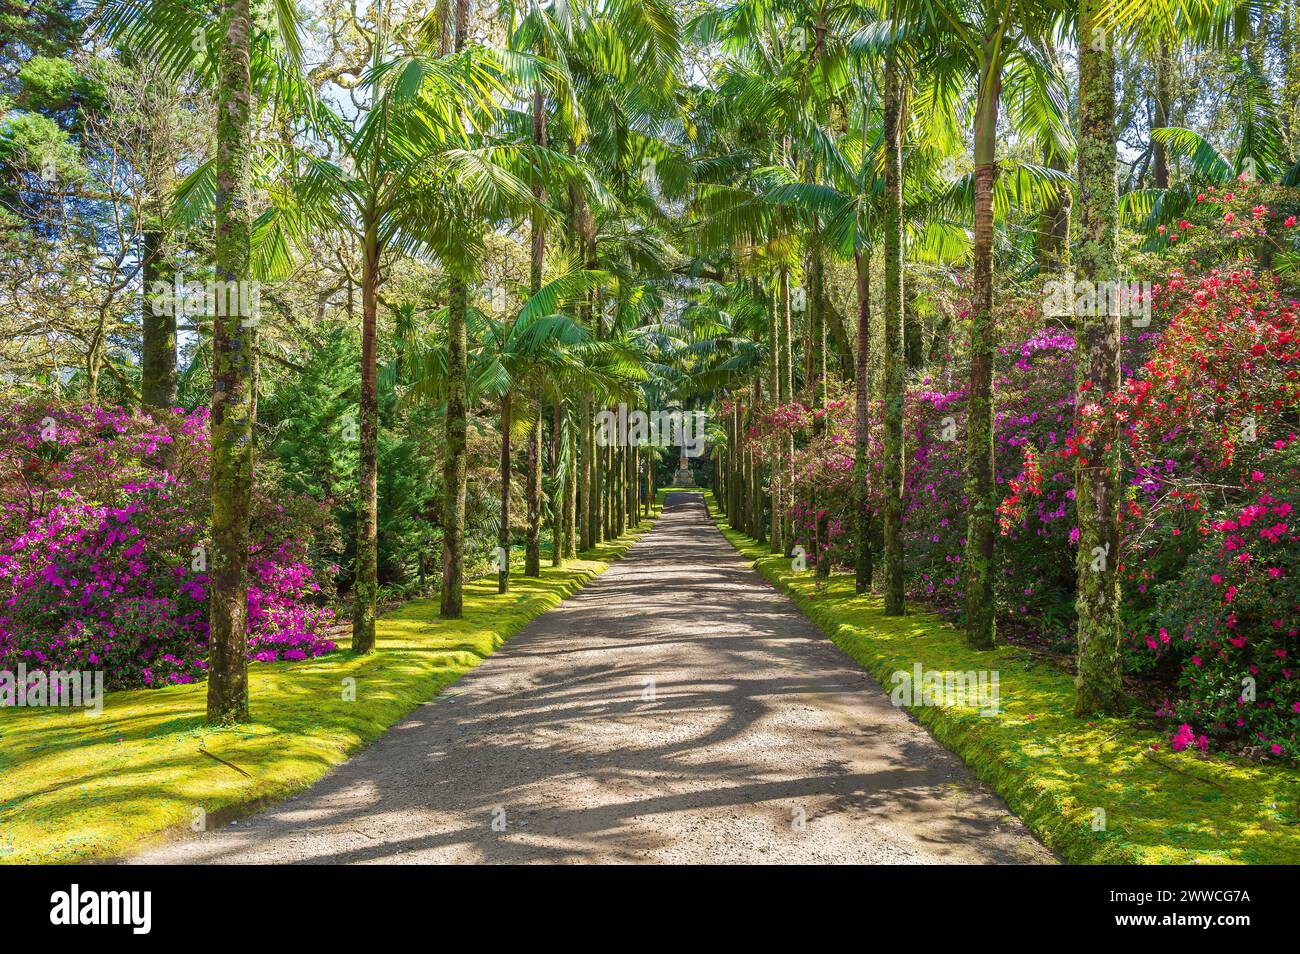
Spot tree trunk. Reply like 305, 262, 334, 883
768, 278, 782, 552
141, 226, 177, 411
552, 399, 564, 565
882, 54, 905, 615
525, 412, 541, 575
605, 440, 615, 540
779, 266, 794, 555
853, 249, 873, 594
439, 0, 470, 620
565, 440, 577, 557
579, 394, 592, 550
1036, 147, 1072, 270
352, 215, 380, 652
499, 392, 512, 593
1285, 1, 1300, 162
440, 276, 468, 619
526, 83, 545, 577
207, 0, 255, 724
810, 245, 830, 579
1073, 0, 1125, 716
1152, 40, 1172, 189
963, 57, 1001, 649
141, 94, 178, 413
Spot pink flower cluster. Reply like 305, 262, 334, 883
0, 403, 336, 690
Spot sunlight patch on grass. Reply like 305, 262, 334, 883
0, 514, 658, 864
702, 490, 1300, 865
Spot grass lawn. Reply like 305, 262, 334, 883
695, 489, 1300, 865
0, 512, 658, 864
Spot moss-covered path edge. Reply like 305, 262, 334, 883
701, 491, 1300, 865
0, 513, 659, 865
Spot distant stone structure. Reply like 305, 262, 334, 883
672, 454, 696, 487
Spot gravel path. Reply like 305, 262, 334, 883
130, 492, 1053, 865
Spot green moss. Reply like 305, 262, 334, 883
700, 489, 1300, 865
0, 514, 658, 864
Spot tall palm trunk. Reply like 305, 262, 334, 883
565, 436, 578, 557
552, 400, 564, 566
579, 393, 592, 550
630, 444, 640, 526
603, 440, 614, 540
768, 279, 781, 552
498, 392, 512, 593
853, 249, 873, 593
1073, 0, 1125, 715
207, 0, 255, 724
525, 84, 546, 577
353, 212, 380, 651
779, 266, 794, 555
810, 247, 830, 578
615, 446, 625, 535
441, 276, 468, 618
439, 0, 470, 619
646, 450, 654, 518
882, 54, 905, 615
963, 59, 1001, 649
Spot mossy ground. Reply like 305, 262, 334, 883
696, 489, 1300, 865
0, 513, 657, 864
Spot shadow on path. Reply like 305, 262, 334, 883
130, 493, 1054, 865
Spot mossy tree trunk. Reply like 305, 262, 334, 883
751, 377, 765, 543
579, 393, 592, 550
440, 276, 468, 619
525, 83, 545, 578
552, 399, 564, 566
352, 210, 380, 651
768, 278, 781, 552
779, 266, 795, 555
810, 244, 830, 579
1036, 146, 1072, 270
498, 392, 512, 593
207, 0, 255, 724
439, 0, 470, 620
1073, 0, 1126, 716
565, 440, 577, 557
853, 248, 873, 593
140, 163, 177, 412
963, 55, 1001, 650
882, 53, 905, 615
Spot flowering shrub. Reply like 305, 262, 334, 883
0, 403, 338, 689
734, 179, 1300, 760
1151, 474, 1299, 760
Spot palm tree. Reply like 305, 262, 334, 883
475, 266, 611, 592
892, 0, 1071, 647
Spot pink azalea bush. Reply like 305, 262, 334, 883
0, 403, 337, 689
